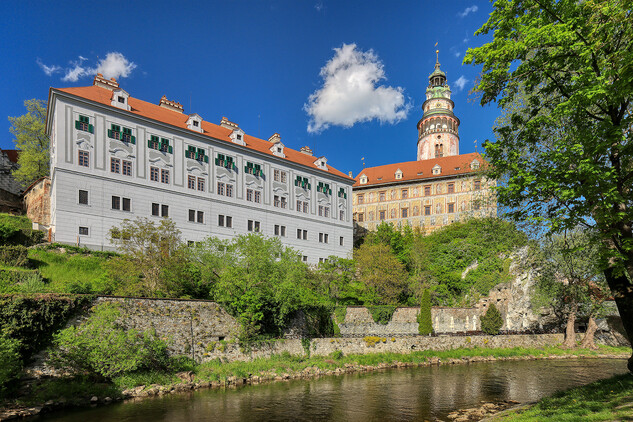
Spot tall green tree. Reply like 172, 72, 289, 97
465, 0, 633, 371
354, 242, 408, 305
8, 99, 49, 186
417, 289, 433, 335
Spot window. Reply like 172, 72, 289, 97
150, 167, 159, 182
78, 226, 89, 236
189, 210, 204, 223
379, 211, 385, 220
281, 197, 287, 209
218, 215, 233, 228
111, 157, 121, 174
247, 220, 261, 232
189, 209, 195, 222
226, 184, 233, 197
78, 150, 89, 167
274, 195, 280, 207
379, 191, 386, 201
215, 153, 234, 169
188, 175, 196, 189
358, 213, 364, 222
324, 207, 329, 217
318, 205, 323, 216
297, 200, 308, 213
274, 225, 287, 237
448, 203, 455, 213
75, 115, 93, 133
161, 169, 170, 184
340, 236, 344, 246
112, 196, 121, 210
303, 202, 309, 213
197, 177, 205, 191
302, 256, 308, 262
273, 169, 287, 183
108, 125, 135, 144
448, 183, 455, 193
193, 120, 199, 127
339, 210, 344, 221
161, 205, 169, 217
424, 206, 431, 216
122, 197, 130, 211
294, 176, 311, 190
402, 189, 408, 199
319, 233, 329, 243
152, 203, 160, 216
316, 182, 331, 195
474, 180, 481, 190
78, 190, 88, 205
402, 208, 408, 218
424, 186, 431, 196
122, 160, 132, 176
254, 191, 261, 203
357, 194, 364, 204
244, 162, 263, 177
247, 189, 253, 202
297, 229, 308, 240
217, 182, 225, 196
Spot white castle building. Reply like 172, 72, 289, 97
44, 74, 354, 263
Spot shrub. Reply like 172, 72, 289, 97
0, 245, 29, 267
49, 303, 172, 379
417, 289, 433, 335
481, 303, 503, 335
367, 306, 396, 325
0, 333, 21, 397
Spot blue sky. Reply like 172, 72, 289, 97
1, 0, 498, 176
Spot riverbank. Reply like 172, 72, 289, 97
0, 345, 629, 421
484, 371, 633, 421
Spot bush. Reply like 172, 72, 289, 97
0, 333, 22, 398
481, 303, 504, 335
367, 306, 396, 325
0, 214, 44, 246
49, 303, 172, 379
0, 245, 29, 267
417, 289, 433, 335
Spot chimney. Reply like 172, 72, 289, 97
93, 73, 119, 90
300, 146, 313, 156
348, 171, 353, 177
159, 96, 184, 113
220, 117, 239, 130
268, 133, 281, 143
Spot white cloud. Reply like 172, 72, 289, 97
36, 59, 61, 76
454, 75, 469, 91
39, 52, 136, 82
304, 43, 410, 133
458, 5, 478, 18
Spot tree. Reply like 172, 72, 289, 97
354, 242, 409, 305
8, 99, 49, 187
481, 303, 504, 335
533, 230, 609, 349
108, 217, 189, 297
417, 289, 433, 335
465, 0, 633, 371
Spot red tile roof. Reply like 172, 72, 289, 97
353, 152, 487, 187
53, 85, 353, 181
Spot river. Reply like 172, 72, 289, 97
38, 358, 627, 421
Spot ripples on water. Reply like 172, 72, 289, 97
39, 358, 628, 422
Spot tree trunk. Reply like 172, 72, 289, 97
561, 307, 577, 349
579, 316, 599, 350
603, 267, 633, 374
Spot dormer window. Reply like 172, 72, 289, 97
187, 114, 203, 133
314, 156, 328, 170
359, 175, 368, 185
395, 169, 403, 180
230, 129, 246, 146
270, 141, 285, 158
432, 164, 442, 175
111, 89, 130, 111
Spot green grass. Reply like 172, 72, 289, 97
0, 214, 32, 232
491, 372, 633, 421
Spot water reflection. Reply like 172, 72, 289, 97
39, 359, 627, 422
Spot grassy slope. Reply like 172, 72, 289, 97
491, 372, 633, 421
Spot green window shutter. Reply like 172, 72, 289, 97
107, 129, 113, 138
204, 156, 209, 163
168, 145, 173, 154
215, 158, 220, 165
131, 136, 136, 144
75, 121, 80, 130
148, 140, 152, 148
88, 124, 94, 133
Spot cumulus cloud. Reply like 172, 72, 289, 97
304, 43, 410, 133
458, 5, 478, 18
38, 52, 136, 82
454, 75, 469, 91
36, 59, 61, 76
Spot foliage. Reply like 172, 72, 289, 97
367, 305, 396, 325
0, 245, 29, 267
411, 218, 528, 306
108, 217, 192, 297
0, 294, 93, 362
49, 303, 172, 379
0, 213, 44, 246
8, 99, 49, 186
417, 289, 433, 335
0, 332, 21, 397
464, 0, 633, 366
191, 234, 331, 341
354, 242, 408, 305
314, 257, 363, 305
480, 303, 503, 335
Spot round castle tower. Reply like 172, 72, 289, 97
416, 51, 460, 161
